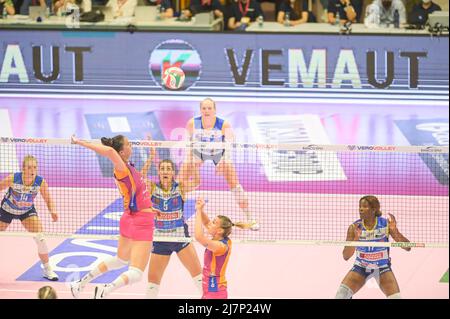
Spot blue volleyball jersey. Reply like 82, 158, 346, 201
1, 173, 43, 215
354, 216, 390, 269
193, 116, 225, 156
151, 181, 186, 237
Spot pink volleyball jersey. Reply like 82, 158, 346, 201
114, 162, 151, 213
203, 237, 232, 292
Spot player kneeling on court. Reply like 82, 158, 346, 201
194, 198, 251, 299
0, 155, 59, 281
335, 195, 411, 299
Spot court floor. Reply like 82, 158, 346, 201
0, 236, 448, 299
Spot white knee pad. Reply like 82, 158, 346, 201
335, 284, 354, 299
103, 255, 128, 271
124, 267, 143, 286
387, 293, 402, 299
33, 233, 48, 255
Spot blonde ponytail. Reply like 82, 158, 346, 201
218, 216, 254, 237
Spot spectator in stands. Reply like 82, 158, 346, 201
38, 286, 58, 299
53, 0, 91, 15
157, 0, 174, 18
228, 0, 264, 30
0, 0, 15, 16
19, 0, 51, 15
364, 0, 406, 28
327, 0, 359, 24
105, 0, 136, 17
409, 0, 441, 26
182, 0, 224, 19
319, 0, 329, 21
277, 0, 309, 25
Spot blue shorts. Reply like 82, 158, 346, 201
351, 263, 392, 280
152, 223, 190, 255
193, 149, 224, 166
0, 206, 38, 224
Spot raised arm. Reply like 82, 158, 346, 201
179, 176, 199, 194
186, 118, 194, 141
194, 199, 226, 254
71, 135, 127, 172
141, 135, 157, 178
222, 121, 235, 143
39, 179, 58, 222
0, 174, 13, 192
342, 222, 361, 261
388, 213, 411, 251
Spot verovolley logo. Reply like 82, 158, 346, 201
149, 39, 202, 91
348, 145, 396, 151
0, 138, 48, 144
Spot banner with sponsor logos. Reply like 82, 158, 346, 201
0, 30, 448, 101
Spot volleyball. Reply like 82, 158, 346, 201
162, 67, 185, 90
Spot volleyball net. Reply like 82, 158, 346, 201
0, 137, 448, 248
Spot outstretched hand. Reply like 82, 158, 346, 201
146, 134, 157, 159
387, 213, 397, 232
51, 213, 58, 222
352, 222, 362, 240
196, 198, 205, 212
71, 134, 79, 145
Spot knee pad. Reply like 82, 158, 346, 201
103, 255, 128, 271
335, 284, 354, 299
387, 292, 402, 299
125, 267, 143, 285
33, 233, 48, 255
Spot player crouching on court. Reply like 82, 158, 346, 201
0, 155, 59, 281
335, 195, 411, 299
194, 198, 251, 299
